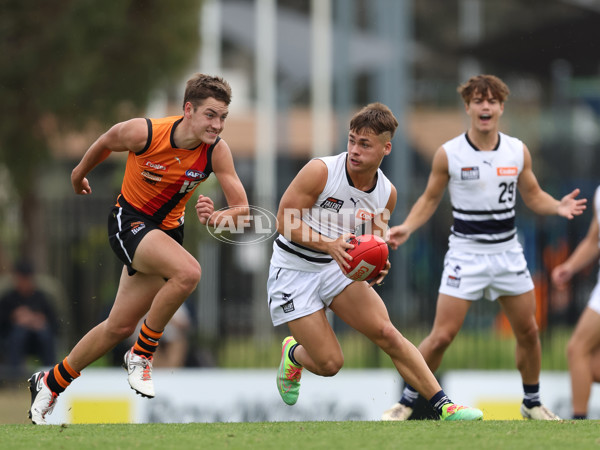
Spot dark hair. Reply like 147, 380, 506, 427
349, 102, 399, 139
14, 259, 34, 276
457, 74, 510, 104
183, 73, 232, 110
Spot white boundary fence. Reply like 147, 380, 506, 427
43, 368, 600, 423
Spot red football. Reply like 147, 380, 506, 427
343, 234, 389, 282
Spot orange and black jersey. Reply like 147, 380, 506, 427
118, 116, 218, 230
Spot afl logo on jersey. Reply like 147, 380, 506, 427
320, 197, 344, 213
185, 169, 207, 180
461, 166, 480, 180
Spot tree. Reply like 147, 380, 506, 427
0, 0, 201, 260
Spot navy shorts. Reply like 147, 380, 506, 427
107, 203, 184, 276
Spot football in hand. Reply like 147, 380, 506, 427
343, 234, 389, 282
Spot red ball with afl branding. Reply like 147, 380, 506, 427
343, 234, 389, 282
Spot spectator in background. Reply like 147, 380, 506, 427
0, 260, 57, 374
552, 185, 600, 419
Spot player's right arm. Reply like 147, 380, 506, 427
71, 118, 148, 195
276, 159, 354, 271
387, 146, 449, 250
552, 195, 600, 289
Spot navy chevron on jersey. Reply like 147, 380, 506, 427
271, 152, 392, 272
445, 132, 524, 252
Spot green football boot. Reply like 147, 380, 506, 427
441, 403, 483, 421
276, 336, 303, 405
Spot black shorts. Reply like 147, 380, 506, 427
107, 203, 184, 276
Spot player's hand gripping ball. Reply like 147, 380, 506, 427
343, 234, 389, 282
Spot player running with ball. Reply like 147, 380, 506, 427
267, 102, 482, 421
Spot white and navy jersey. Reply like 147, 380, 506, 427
444, 132, 524, 253
271, 152, 392, 272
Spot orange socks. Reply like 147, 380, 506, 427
132, 320, 163, 358
44, 321, 162, 395
46, 357, 81, 394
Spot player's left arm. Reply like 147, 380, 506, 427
196, 139, 249, 227
517, 144, 586, 218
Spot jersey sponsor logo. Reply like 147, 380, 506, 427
446, 274, 461, 288
185, 169, 208, 180
461, 166, 480, 180
141, 170, 162, 184
130, 221, 146, 235
320, 197, 344, 212
144, 160, 168, 172
497, 166, 518, 176
355, 209, 374, 221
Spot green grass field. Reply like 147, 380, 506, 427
2, 420, 599, 450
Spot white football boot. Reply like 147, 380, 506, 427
520, 404, 561, 420
381, 402, 414, 421
123, 347, 155, 398
28, 371, 58, 425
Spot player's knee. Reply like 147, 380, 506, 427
318, 357, 343, 377
370, 323, 420, 360
429, 330, 455, 352
173, 262, 202, 294
566, 341, 575, 362
516, 322, 539, 346
566, 337, 583, 361
373, 322, 402, 349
